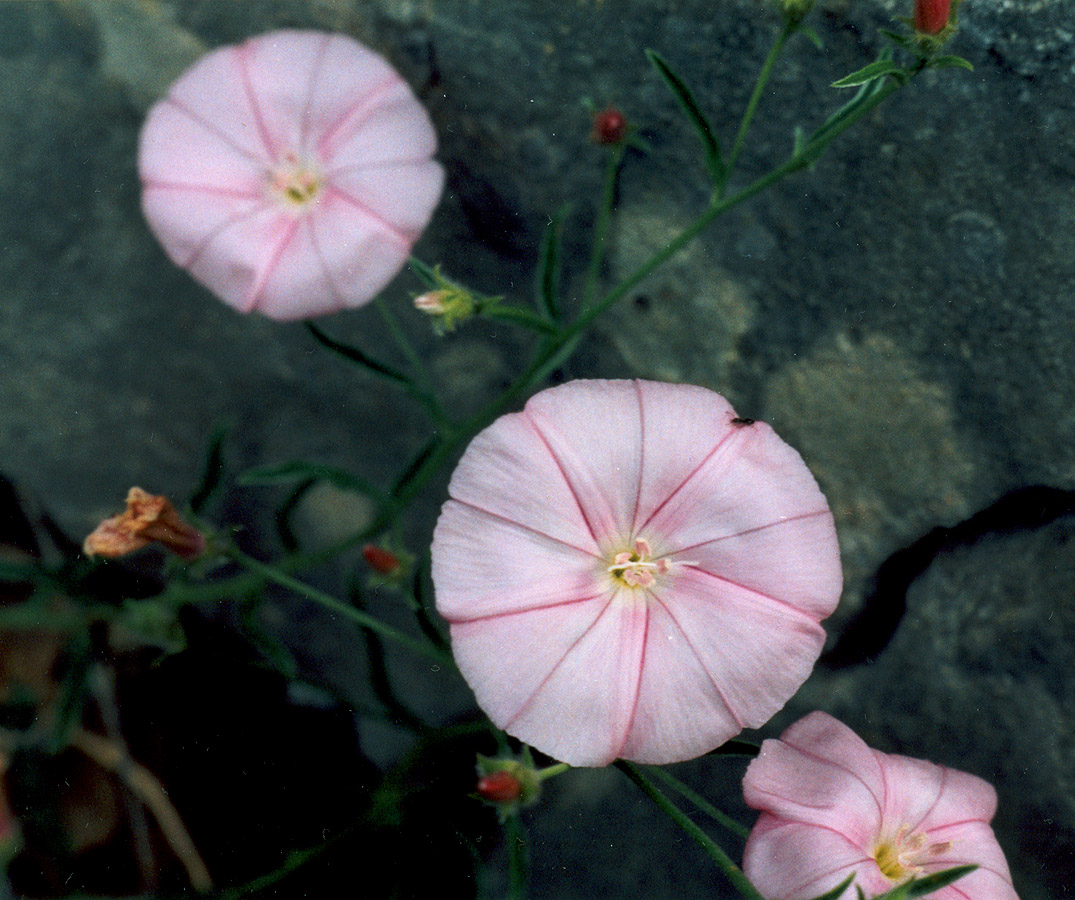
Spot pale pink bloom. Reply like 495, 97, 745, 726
138, 30, 444, 320
432, 379, 842, 767
743, 711, 1020, 900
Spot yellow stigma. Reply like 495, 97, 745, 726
267, 154, 323, 210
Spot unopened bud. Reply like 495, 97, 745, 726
413, 285, 476, 333
477, 770, 524, 804
913, 0, 952, 35
591, 106, 628, 146
362, 544, 401, 576
84, 488, 205, 561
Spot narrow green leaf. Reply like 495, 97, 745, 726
390, 435, 440, 500
799, 25, 823, 50
930, 54, 974, 72
274, 477, 315, 552
902, 865, 978, 898
879, 28, 914, 48
238, 461, 382, 500
305, 322, 410, 384
534, 206, 568, 321
804, 873, 856, 900
645, 49, 725, 184
190, 422, 228, 514
831, 59, 903, 88
408, 256, 441, 290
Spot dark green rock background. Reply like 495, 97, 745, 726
1, 0, 1071, 897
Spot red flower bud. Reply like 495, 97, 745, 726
362, 544, 401, 575
913, 0, 951, 35
591, 106, 628, 146
477, 770, 524, 804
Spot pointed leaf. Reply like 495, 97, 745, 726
832, 59, 903, 88
238, 461, 383, 500
535, 206, 568, 321
705, 738, 761, 758
903, 865, 978, 898
930, 54, 974, 72
305, 322, 410, 384
645, 49, 725, 184
190, 422, 228, 514
805, 873, 856, 900
879, 28, 914, 48
799, 26, 823, 50
408, 256, 441, 290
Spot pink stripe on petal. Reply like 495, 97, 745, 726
304, 37, 402, 156
645, 422, 832, 554
679, 510, 841, 620
239, 31, 333, 158
323, 84, 438, 168
248, 217, 348, 320
182, 205, 292, 314
632, 380, 737, 532
617, 597, 744, 763
328, 160, 445, 234
743, 817, 879, 900
744, 713, 886, 843
524, 380, 645, 544
913, 764, 998, 833
304, 192, 413, 312
141, 188, 266, 273
658, 569, 826, 729
503, 593, 648, 767
139, 102, 266, 190
445, 410, 602, 554
165, 46, 272, 163
433, 500, 604, 622
449, 593, 616, 741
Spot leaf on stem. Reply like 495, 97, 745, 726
704, 738, 761, 758
804, 873, 856, 900
535, 206, 568, 321
929, 54, 974, 71
831, 59, 905, 88
798, 25, 824, 50
645, 49, 725, 184
408, 256, 442, 290
305, 321, 411, 385
189, 422, 229, 514
876, 866, 978, 900
238, 460, 383, 501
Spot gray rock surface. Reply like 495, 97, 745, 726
1, 0, 1073, 897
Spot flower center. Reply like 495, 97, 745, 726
267, 153, 324, 210
873, 825, 953, 882
607, 538, 693, 589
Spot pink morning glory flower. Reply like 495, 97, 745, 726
432, 379, 842, 767
743, 711, 1020, 900
138, 30, 444, 320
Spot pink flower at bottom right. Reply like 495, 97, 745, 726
742, 711, 1019, 900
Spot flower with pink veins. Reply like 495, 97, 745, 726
138, 30, 444, 320
743, 711, 1020, 900
432, 379, 842, 767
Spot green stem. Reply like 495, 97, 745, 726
616, 761, 765, 900
724, 19, 796, 184
481, 304, 559, 334
228, 547, 453, 667
582, 145, 626, 308
536, 762, 570, 781
374, 297, 450, 427
644, 765, 750, 839
505, 813, 529, 900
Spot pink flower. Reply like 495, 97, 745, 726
138, 30, 444, 320
743, 711, 1019, 900
432, 380, 842, 767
